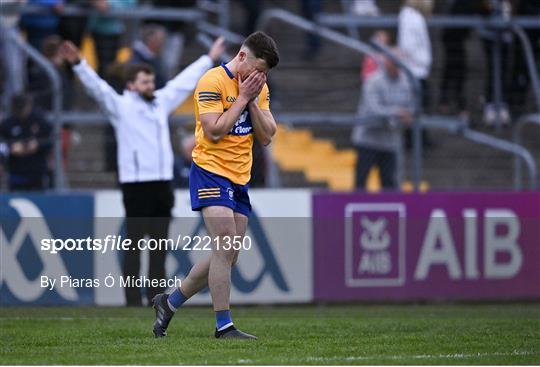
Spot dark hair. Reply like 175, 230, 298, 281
243, 31, 279, 69
124, 63, 155, 84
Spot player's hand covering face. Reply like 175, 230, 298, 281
238, 71, 266, 102
237, 50, 269, 81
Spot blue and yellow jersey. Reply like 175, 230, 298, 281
192, 63, 270, 185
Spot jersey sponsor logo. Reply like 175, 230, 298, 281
229, 110, 252, 136
226, 96, 236, 103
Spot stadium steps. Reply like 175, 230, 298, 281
272, 125, 391, 191
420, 127, 540, 190
272, 125, 351, 190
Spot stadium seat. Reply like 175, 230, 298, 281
272, 125, 430, 192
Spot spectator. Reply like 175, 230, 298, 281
172, 132, 195, 188
361, 30, 390, 82
479, 0, 513, 126
300, 0, 322, 59
352, 0, 380, 16
0, 94, 52, 191
237, 0, 263, 36
510, 0, 540, 116
147, 0, 197, 79
26, 35, 75, 169
58, 0, 89, 47
89, 0, 137, 174
130, 24, 167, 89
20, 0, 64, 50
0, 0, 26, 116
440, 0, 478, 117
27, 35, 73, 111
398, 0, 433, 148
352, 50, 414, 190
88, 0, 137, 77
398, 0, 433, 110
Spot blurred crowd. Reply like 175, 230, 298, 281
0, 0, 539, 192
352, 0, 540, 190
0, 0, 200, 190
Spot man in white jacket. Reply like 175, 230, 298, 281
398, 0, 433, 108
59, 38, 225, 306
398, 0, 433, 147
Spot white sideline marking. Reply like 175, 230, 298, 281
237, 350, 537, 364
302, 350, 536, 362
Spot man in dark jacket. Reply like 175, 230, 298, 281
130, 24, 167, 89
0, 94, 52, 191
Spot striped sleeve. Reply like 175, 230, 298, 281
196, 74, 224, 114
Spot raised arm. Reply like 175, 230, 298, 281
155, 37, 226, 115
59, 41, 120, 119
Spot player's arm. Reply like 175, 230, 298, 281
200, 72, 264, 143
248, 82, 276, 146
58, 41, 120, 120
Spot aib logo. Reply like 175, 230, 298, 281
345, 203, 405, 287
359, 217, 391, 275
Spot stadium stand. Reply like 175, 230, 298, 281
1, 0, 539, 191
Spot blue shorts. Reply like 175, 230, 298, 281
189, 162, 251, 216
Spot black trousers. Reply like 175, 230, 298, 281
482, 39, 510, 104
510, 29, 540, 115
121, 180, 174, 306
355, 147, 397, 190
441, 31, 468, 111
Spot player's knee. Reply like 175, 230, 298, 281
214, 247, 237, 265
211, 221, 235, 239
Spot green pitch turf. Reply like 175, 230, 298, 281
0, 303, 539, 365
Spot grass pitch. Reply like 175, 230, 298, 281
0, 303, 539, 365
